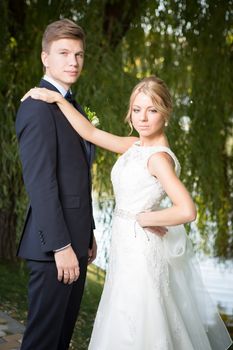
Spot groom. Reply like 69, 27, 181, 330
15, 19, 96, 349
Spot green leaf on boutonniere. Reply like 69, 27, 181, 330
84, 106, 100, 127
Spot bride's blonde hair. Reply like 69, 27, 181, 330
125, 76, 172, 132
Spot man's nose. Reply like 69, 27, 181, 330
69, 54, 78, 66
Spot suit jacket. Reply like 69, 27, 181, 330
15, 79, 95, 261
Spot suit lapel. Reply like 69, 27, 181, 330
72, 100, 91, 166
39, 79, 92, 167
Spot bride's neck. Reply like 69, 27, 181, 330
139, 134, 169, 147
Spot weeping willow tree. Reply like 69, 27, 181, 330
0, 0, 232, 259
87, 0, 233, 258
185, 1, 233, 257
0, 0, 75, 259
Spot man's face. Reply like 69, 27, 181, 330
41, 38, 84, 90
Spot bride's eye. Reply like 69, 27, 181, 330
132, 108, 140, 113
149, 109, 157, 113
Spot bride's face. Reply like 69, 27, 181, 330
131, 92, 165, 138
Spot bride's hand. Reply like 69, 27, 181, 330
146, 226, 168, 237
21, 87, 62, 104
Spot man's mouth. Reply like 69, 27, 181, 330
65, 71, 78, 75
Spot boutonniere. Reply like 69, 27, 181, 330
84, 106, 100, 127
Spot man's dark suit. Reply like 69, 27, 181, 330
15, 79, 95, 349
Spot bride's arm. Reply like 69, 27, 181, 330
137, 153, 197, 227
22, 88, 138, 154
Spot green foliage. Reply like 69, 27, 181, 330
0, 0, 232, 258
0, 261, 28, 322
73, 264, 105, 349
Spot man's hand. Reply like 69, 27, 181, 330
88, 235, 97, 265
54, 246, 80, 284
146, 226, 168, 237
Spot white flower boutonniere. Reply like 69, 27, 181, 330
84, 106, 100, 127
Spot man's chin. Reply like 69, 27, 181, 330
66, 74, 80, 83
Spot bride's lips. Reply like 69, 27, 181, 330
137, 126, 149, 129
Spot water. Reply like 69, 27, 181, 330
199, 258, 233, 316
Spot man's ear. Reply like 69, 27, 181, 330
41, 51, 49, 68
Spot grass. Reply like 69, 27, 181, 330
0, 260, 105, 350
0, 260, 29, 323
72, 265, 105, 349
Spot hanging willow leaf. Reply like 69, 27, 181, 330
0, 0, 232, 259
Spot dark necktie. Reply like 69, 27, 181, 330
64, 91, 74, 104
64, 91, 91, 164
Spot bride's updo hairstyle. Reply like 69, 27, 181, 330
125, 76, 172, 131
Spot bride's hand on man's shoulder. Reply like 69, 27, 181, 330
21, 87, 62, 104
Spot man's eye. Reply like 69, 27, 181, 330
60, 52, 67, 55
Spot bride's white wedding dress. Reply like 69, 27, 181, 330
89, 142, 232, 350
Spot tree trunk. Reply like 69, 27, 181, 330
0, 209, 17, 260
103, 0, 142, 49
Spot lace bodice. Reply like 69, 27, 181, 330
111, 142, 181, 214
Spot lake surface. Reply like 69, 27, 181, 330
199, 258, 233, 316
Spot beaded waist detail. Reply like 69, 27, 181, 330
114, 208, 137, 220
114, 208, 151, 241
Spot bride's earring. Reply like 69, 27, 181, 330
164, 121, 168, 127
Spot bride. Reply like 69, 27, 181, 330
22, 76, 232, 349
